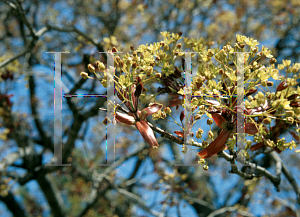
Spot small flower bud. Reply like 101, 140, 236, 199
194, 114, 201, 120
292, 67, 298, 73
261, 80, 267, 87
164, 107, 171, 115
202, 141, 208, 147
198, 159, 205, 164
263, 117, 271, 125
198, 159, 205, 165
133, 51, 137, 57
207, 119, 213, 125
155, 56, 161, 61
88, 64, 95, 72
218, 69, 224, 75
176, 43, 182, 49
132, 62, 137, 69
267, 81, 273, 86
115, 56, 121, 64
196, 128, 204, 139
155, 73, 161, 79
80, 72, 88, 79
207, 49, 214, 57
112, 47, 118, 52
146, 67, 153, 76
130, 46, 134, 51
178, 31, 183, 36
208, 131, 213, 138
96, 61, 106, 71
266, 139, 274, 148
269, 58, 277, 64
126, 57, 132, 66
101, 79, 107, 88
150, 62, 155, 67
286, 117, 294, 124
238, 43, 245, 48
203, 165, 209, 170
103, 117, 110, 125
286, 110, 294, 117
252, 47, 258, 53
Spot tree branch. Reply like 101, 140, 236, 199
46, 24, 105, 52
36, 174, 66, 217
218, 151, 281, 190
0, 191, 26, 217
207, 206, 255, 217
29, 75, 52, 150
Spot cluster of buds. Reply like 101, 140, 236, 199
152, 109, 167, 120
196, 128, 204, 139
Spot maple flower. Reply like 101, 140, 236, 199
115, 77, 162, 147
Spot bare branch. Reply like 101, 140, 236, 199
105, 175, 160, 217
0, 26, 48, 69
75, 140, 152, 216
0, 191, 26, 217
0, 146, 35, 172
0, 47, 31, 69
36, 174, 66, 217
29, 75, 52, 150
46, 24, 105, 51
207, 206, 255, 217
148, 121, 184, 145
218, 151, 281, 190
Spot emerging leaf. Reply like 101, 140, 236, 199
115, 112, 136, 125
136, 120, 159, 147
197, 129, 231, 159
139, 103, 163, 120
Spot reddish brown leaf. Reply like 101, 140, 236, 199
250, 142, 264, 151
168, 98, 183, 107
197, 129, 231, 159
115, 112, 136, 125
291, 101, 300, 107
139, 103, 162, 120
245, 123, 258, 135
135, 120, 159, 147
135, 76, 143, 99
245, 88, 257, 97
287, 94, 299, 101
174, 131, 184, 138
180, 111, 185, 123
276, 80, 288, 92
211, 113, 227, 129
131, 84, 138, 111
174, 66, 181, 78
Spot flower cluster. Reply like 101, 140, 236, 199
81, 32, 300, 163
